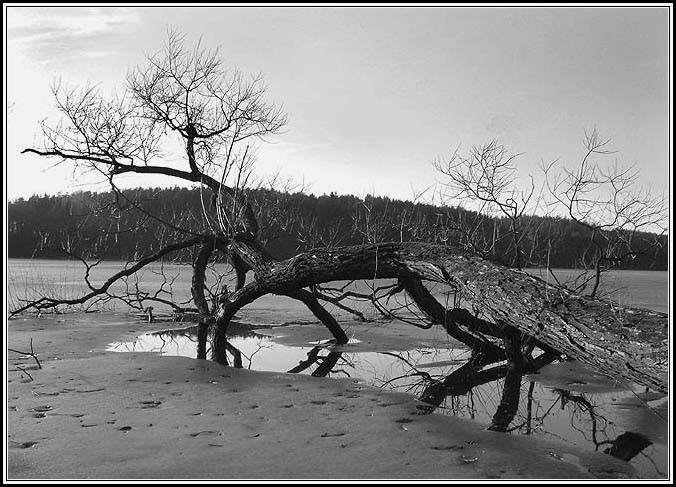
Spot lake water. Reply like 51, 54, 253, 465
6, 259, 670, 478
7, 259, 669, 314
525, 267, 669, 314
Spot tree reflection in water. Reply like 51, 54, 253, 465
147, 324, 661, 474
287, 346, 345, 377
151, 322, 258, 369
276, 340, 658, 470
367, 348, 657, 468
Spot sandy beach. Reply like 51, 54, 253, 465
6, 316, 642, 480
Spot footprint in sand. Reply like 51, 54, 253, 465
31, 390, 60, 396
9, 440, 39, 449
459, 454, 479, 464
431, 445, 464, 451
138, 400, 162, 409
30, 405, 54, 413
189, 430, 222, 437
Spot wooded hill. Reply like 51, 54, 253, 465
7, 186, 668, 271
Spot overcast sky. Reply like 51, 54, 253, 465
4, 5, 671, 211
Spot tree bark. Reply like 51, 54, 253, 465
220, 233, 351, 344
214, 241, 668, 393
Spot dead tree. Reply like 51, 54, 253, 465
206, 242, 667, 392
434, 141, 536, 270
542, 129, 668, 298
15, 30, 668, 395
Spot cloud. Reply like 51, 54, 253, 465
7, 6, 141, 65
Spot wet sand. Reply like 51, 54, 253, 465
6, 316, 639, 480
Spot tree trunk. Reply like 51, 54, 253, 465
214, 241, 668, 393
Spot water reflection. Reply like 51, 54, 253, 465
107, 324, 667, 478
288, 346, 344, 377
414, 361, 657, 464
553, 389, 652, 462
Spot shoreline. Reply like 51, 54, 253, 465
6, 315, 647, 480
7, 256, 670, 273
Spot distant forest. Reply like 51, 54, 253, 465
7, 186, 668, 271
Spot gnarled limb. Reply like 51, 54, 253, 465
191, 240, 219, 316
284, 289, 349, 343
192, 240, 218, 360
228, 252, 249, 291
10, 236, 211, 317
398, 276, 506, 356
219, 233, 351, 344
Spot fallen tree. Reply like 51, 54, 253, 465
207, 241, 668, 393
13, 29, 668, 396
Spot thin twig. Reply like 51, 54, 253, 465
8, 338, 42, 369
16, 365, 34, 381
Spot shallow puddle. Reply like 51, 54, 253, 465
107, 323, 668, 478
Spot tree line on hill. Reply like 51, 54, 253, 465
8, 185, 667, 272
